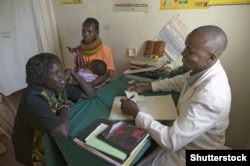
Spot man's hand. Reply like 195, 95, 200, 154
120, 99, 140, 119
127, 83, 152, 94
127, 86, 144, 94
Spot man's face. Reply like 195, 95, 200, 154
181, 33, 212, 74
82, 23, 98, 44
42, 63, 65, 90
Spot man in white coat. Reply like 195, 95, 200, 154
120, 25, 231, 166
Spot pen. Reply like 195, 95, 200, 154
127, 95, 135, 101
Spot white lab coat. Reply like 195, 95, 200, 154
136, 60, 231, 166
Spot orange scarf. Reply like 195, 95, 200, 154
79, 36, 102, 56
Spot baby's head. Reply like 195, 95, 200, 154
89, 60, 107, 76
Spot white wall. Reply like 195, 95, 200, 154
52, 0, 250, 149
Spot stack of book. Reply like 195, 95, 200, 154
73, 118, 149, 166
123, 66, 164, 83
129, 56, 166, 70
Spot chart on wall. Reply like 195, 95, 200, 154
154, 15, 190, 61
113, 0, 151, 12
60, 0, 82, 3
209, 0, 250, 5
160, 0, 250, 9
160, 0, 210, 9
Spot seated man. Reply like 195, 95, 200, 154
120, 25, 231, 166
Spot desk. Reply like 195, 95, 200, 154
45, 76, 179, 166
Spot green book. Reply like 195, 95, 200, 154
85, 123, 127, 161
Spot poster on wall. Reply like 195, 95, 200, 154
154, 15, 190, 61
209, 0, 250, 5
113, 0, 151, 12
60, 0, 82, 4
160, 0, 210, 9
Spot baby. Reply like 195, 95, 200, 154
77, 59, 107, 89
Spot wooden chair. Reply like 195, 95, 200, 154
0, 93, 18, 140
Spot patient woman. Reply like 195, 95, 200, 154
68, 17, 116, 87
12, 53, 95, 166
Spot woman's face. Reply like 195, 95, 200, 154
42, 63, 65, 90
82, 23, 98, 44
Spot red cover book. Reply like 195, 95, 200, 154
98, 121, 149, 155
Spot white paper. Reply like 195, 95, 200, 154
109, 95, 178, 121
125, 90, 141, 102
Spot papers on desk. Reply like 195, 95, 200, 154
109, 91, 178, 121
73, 118, 149, 166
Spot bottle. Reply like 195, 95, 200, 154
164, 60, 173, 73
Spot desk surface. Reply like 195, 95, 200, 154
45, 76, 179, 166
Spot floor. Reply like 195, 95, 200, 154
0, 91, 23, 166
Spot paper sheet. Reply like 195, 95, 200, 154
109, 95, 178, 121
125, 90, 141, 102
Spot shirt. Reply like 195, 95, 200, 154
75, 44, 116, 73
12, 84, 82, 165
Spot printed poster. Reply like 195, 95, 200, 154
160, 0, 210, 9
60, 0, 82, 4
113, 0, 151, 12
154, 15, 190, 61
209, 0, 250, 5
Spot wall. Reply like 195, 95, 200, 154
52, 0, 250, 149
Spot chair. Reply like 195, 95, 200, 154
0, 142, 7, 155
0, 93, 18, 139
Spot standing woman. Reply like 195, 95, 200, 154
12, 53, 95, 166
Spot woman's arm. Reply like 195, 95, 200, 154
50, 105, 70, 139
91, 72, 110, 87
64, 68, 95, 99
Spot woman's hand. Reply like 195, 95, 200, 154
64, 68, 74, 83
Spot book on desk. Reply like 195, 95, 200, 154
124, 66, 164, 83
73, 118, 149, 166
109, 91, 178, 121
